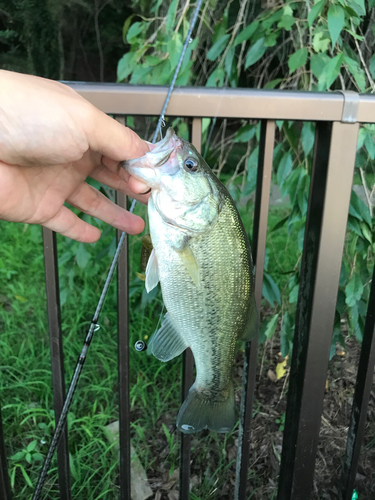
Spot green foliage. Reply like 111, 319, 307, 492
116, 0, 374, 92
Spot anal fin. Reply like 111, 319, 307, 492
148, 313, 188, 362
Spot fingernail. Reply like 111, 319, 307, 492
140, 188, 152, 195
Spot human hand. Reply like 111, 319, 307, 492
0, 70, 150, 242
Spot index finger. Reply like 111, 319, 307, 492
85, 105, 149, 161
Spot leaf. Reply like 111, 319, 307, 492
276, 359, 287, 380
265, 314, 279, 340
271, 214, 290, 232
349, 303, 363, 341
313, 31, 330, 53
344, 55, 366, 92
234, 21, 259, 46
77, 243, 90, 269
20, 465, 33, 487
311, 53, 330, 78
234, 124, 255, 143
245, 38, 266, 69
330, 326, 345, 360
328, 5, 345, 47
225, 44, 235, 76
10, 451, 25, 461
370, 55, 375, 79
277, 14, 294, 31
117, 52, 137, 82
350, 190, 372, 226
318, 53, 344, 90
339, 262, 348, 287
207, 34, 230, 61
360, 222, 372, 244
167, 34, 183, 68
262, 10, 283, 30
166, 0, 178, 32
263, 272, 281, 306
289, 284, 299, 304
345, 273, 364, 307
247, 146, 259, 172
264, 78, 282, 89
347, 217, 362, 237
280, 312, 294, 358
182, 37, 198, 70
301, 122, 315, 156
288, 47, 308, 73
15, 295, 27, 302
308, 0, 326, 27
206, 67, 225, 87
298, 226, 306, 250
264, 31, 279, 47
27, 440, 37, 452
364, 130, 375, 159
122, 14, 135, 42
130, 65, 153, 84
277, 151, 293, 188
352, 0, 366, 15
126, 22, 143, 43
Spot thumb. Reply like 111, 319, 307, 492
86, 106, 149, 161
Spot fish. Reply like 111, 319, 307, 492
122, 128, 258, 434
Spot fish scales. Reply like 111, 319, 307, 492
122, 128, 257, 433
150, 196, 253, 393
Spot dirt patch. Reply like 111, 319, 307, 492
138, 336, 374, 499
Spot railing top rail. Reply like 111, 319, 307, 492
66, 83, 375, 123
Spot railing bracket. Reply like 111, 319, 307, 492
336, 90, 359, 124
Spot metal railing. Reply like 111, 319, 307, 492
1, 85, 374, 500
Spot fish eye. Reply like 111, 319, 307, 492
184, 157, 199, 172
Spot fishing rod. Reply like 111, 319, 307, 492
32, 1, 203, 498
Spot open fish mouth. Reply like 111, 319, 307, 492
121, 128, 184, 185
147, 128, 183, 167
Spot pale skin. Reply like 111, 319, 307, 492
0, 70, 150, 243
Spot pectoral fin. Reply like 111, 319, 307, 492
145, 248, 159, 293
148, 313, 188, 362
177, 245, 200, 287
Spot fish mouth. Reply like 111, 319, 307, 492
121, 128, 184, 189
121, 128, 182, 173
147, 128, 183, 167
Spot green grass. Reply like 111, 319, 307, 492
0, 209, 182, 499
0, 199, 307, 499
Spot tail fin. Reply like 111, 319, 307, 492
176, 383, 235, 434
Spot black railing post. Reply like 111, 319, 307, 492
43, 228, 71, 500
235, 119, 275, 499
277, 121, 359, 500
0, 405, 12, 500
341, 265, 375, 499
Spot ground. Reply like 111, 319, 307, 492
141, 336, 375, 500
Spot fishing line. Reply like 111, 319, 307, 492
32, 1, 203, 498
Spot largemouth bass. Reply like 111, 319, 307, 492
123, 129, 257, 434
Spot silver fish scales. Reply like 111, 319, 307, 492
123, 129, 257, 433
